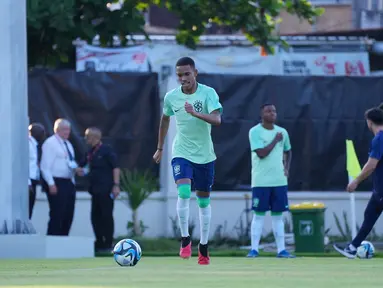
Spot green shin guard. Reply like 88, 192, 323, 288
255, 211, 266, 216
178, 184, 191, 199
197, 197, 210, 208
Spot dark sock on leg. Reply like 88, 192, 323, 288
181, 236, 191, 248
199, 243, 208, 257
351, 194, 383, 248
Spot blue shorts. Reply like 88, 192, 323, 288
171, 157, 215, 192
252, 186, 289, 213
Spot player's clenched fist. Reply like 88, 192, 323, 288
274, 132, 283, 142
185, 102, 195, 115
153, 149, 162, 164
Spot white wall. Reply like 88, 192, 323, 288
31, 188, 383, 240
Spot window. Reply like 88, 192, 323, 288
308, 0, 351, 4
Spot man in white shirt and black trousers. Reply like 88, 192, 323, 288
28, 123, 46, 219
40, 118, 80, 236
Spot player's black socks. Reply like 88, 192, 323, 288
199, 243, 208, 257
181, 236, 191, 248
351, 194, 383, 248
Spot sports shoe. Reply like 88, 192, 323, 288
277, 250, 296, 258
333, 243, 357, 259
246, 249, 259, 258
179, 236, 192, 259
198, 243, 210, 265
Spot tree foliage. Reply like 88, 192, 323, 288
27, 0, 323, 68
159, 0, 323, 51
27, 0, 148, 67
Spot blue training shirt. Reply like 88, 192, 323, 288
369, 131, 383, 194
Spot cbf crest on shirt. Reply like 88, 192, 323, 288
163, 83, 223, 164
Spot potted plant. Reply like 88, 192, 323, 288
120, 168, 158, 236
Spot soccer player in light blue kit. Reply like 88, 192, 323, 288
247, 104, 295, 258
153, 57, 222, 265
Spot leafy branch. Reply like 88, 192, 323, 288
27, 0, 324, 67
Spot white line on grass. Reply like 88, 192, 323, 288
22, 266, 118, 275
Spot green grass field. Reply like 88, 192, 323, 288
0, 257, 382, 288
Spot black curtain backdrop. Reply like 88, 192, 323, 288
29, 70, 383, 192
28, 70, 160, 190
197, 74, 383, 191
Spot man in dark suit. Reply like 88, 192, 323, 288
78, 127, 120, 252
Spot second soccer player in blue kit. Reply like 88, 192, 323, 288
153, 57, 223, 265
334, 107, 383, 258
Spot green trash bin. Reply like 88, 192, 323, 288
290, 202, 326, 253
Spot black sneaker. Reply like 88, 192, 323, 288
179, 236, 191, 259
181, 236, 191, 248
333, 243, 357, 259
198, 243, 210, 265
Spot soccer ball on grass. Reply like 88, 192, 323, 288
357, 241, 375, 259
112, 238, 142, 266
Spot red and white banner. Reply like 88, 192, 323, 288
76, 44, 149, 72
76, 44, 279, 74
279, 53, 369, 76
146, 44, 279, 76
76, 44, 370, 77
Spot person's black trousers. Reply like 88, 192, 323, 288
29, 179, 38, 219
46, 177, 76, 236
351, 192, 383, 248
91, 192, 114, 250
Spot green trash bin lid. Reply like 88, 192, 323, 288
289, 202, 325, 210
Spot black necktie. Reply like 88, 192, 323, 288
37, 143, 42, 164
64, 141, 74, 161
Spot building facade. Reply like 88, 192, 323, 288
145, 1, 383, 35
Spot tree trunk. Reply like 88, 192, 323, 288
132, 210, 140, 236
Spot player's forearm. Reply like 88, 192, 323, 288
192, 112, 221, 125
284, 150, 292, 171
157, 115, 170, 149
255, 139, 279, 159
356, 163, 375, 184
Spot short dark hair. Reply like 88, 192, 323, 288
176, 57, 195, 68
261, 103, 274, 110
29, 123, 46, 143
365, 108, 383, 125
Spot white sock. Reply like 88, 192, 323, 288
199, 205, 211, 245
177, 197, 190, 237
272, 214, 285, 253
251, 213, 265, 251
